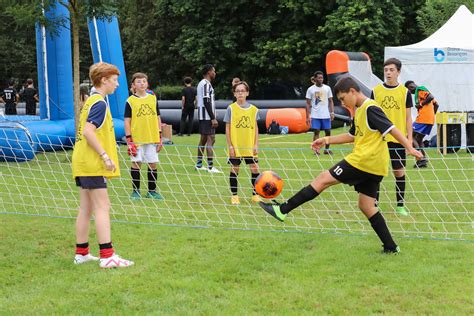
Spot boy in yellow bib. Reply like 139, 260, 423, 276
124, 72, 163, 200
224, 81, 260, 205
371, 58, 413, 216
259, 77, 423, 253
72, 62, 133, 268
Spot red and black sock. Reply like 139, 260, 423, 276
99, 242, 114, 259
76, 242, 89, 255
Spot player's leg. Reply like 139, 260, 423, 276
74, 186, 98, 264
358, 192, 399, 253
178, 110, 187, 136
144, 145, 163, 200
90, 188, 134, 268
196, 131, 207, 169
413, 131, 428, 168
392, 146, 407, 215
229, 160, 240, 204
259, 169, 339, 222
323, 119, 332, 154
130, 157, 142, 199
207, 134, 221, 173
186, 109, 194, 135
249, 159, 260, 202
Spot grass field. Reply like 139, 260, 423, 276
1, 129, 473, 313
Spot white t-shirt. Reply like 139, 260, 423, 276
305, 84, 333, 119
197, 79, 215, 121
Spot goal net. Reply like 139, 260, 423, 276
1, 131, 472, 241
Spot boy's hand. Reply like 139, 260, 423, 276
229, 146, 235, 158
253, 146, 258, 156
407, 147, 423, 160
311, 137, 328, 155
101, 153, 116, 172
156, 142, 163, 153
211, 119, 218, 128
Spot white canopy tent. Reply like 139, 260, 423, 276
385, 5, 474, 113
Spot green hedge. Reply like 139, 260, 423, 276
155, 85, 182, 100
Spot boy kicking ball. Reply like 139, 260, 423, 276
259, 77, 423, 253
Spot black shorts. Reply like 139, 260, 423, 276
199, 120, 215, 135
75, 176, 107, 189
328, 159, 383, 198
388, 142, 406, 169
228, 157, 259, 166
5, 104, 17, 115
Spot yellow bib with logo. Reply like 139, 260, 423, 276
128, 94, 160, 145
345, 99, 390, 176
373, 84, 407, 143
72, 94, 120, 178
229, 103, 258, 157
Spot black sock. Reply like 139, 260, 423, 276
76, 242, 88, 248
207, 158, 213, 169
395, 175, 405, 207
99, 242, 113, 250
280, 185, 319, 214
230, 172, 238, 195
251, 172, 259, 195
369, 212, 397, 250
131, 168, 140, 192
148, 168, 157, 192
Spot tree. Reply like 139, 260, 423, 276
318, 0, 404, 77
417, 0, 474, 36
4, 0, 118, 128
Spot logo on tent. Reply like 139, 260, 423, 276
434, 48, 446, 62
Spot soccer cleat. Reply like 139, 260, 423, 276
74, 253, 99, 265
208, 167, 223, 174
99, 254, 134, 268
130, 190, 141, 200
145, 191, 164, 200
231, 195, 240, 205
251, 195, 262, 203
383, 245, 401, 254
195, 165, 207, 171
323, 149, 333, 155
259, 202, 286, 222
395, 206, 408, 216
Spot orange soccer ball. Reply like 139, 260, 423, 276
255, 171, 284, 199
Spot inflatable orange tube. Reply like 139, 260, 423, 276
266, 108, 309, 133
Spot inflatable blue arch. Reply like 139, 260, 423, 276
0, 2, 127, 162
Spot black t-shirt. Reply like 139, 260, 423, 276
349, 105, 394, 136
124, 95, 160, 118
181, 86, 197, 109
22, 87, 37, 106
1, 88, 17, 104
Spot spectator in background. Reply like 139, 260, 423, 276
405, 80, 438, 168
179, 76, 197, 136
0, 80, 19, 115
305, 71, 334, 155
21, 79, 39, 115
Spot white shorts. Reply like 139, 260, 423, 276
130, 144, 159, 163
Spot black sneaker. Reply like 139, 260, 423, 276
382, 245, 400, 254
258, 202, 286, 222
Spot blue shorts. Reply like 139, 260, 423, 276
413, 122, 433, 136
311, 118, 331, 131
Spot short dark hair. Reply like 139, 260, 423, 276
27, 78, 33, 85
383, 58, 402, 71
201, 64, 214, 76
183, 76, 192, 84
232, 81, 250, 93
131, 72, 148, 84
8, 79, 15, 86
313, 71, 324, 77
404, 80, 415, 88
334, 77, 360, 95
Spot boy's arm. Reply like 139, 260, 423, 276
124, 118, 132, 136
329, 97, 335, 120
389, 127, 423, 159
406, 107, 413, 145
311, 133, 353, 154
83, 122, 116, 172
225, 123, 235, 157
305, 99, 311, 124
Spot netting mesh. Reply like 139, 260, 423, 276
1, 131, 473, 241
